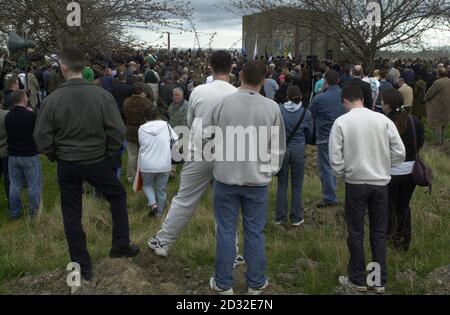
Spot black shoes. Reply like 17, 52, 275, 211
109, 244, 141, 258
148, 204, 159, 217
82, 272, 93, 282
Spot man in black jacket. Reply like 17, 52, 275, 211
111, 73, 133, 123
5, 90, 41, 220
34, 48, 139, 282
341, 65, 374, 110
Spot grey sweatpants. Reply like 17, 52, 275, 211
156, 160, 240, 253
156, 160, 214, 245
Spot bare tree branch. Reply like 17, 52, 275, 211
225, 0, 450, 65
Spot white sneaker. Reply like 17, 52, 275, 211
233, 255, 246, 269
148, 238, 169, 258
70, 278, 91, 295
339, 276, 368, 293
373, 286, 386, 295
248, 280, 269, 295
210, 277, 234, 295
292, 219, 305, 227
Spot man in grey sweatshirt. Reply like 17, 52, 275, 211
148, 51, 239, 259
208, 60, 286, 295
329, 85, 405, 294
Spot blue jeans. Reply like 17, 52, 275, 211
9, 155, 42, 218
214, 181, 268, 290
317, 143, 338, 205
142, 172, 170, 215
276, 145, 305, 223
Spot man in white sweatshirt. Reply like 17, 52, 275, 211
329, 85, 405, 294
148, 51, 240, 259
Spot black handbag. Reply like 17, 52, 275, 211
167, 123, 184, 165
409, 116, 433, 193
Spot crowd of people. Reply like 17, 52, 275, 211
0, 46, 449, 295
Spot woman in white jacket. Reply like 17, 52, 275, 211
139, 114, 178, 217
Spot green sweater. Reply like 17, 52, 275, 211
34, 79, 125, 164
168, 100, 188, 128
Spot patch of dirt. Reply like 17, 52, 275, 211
6, 246, 448, 295
334, 281, 385, 295
424, 265, 450, 295
3, 250, 285, 295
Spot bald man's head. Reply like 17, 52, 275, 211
352, 65, 363, 78
437, 66, 448, 78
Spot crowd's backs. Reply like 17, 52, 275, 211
1, 48, 450, 114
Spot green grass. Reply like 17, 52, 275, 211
0, 136, 449, 295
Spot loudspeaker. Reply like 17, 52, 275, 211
7, 31, 35, 54
307, 55, 318, 68
326, 50, 334, 60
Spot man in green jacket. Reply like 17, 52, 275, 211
34, 48, 140, 282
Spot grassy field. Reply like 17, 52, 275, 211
0, 129, 449, 295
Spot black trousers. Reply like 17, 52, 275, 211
388, 174, 416, 250
345, 184, 388, 287
0, 156, 10, 205
57, 159, 130, 277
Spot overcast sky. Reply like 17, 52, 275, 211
132, 0, 450, 50
134, 0, 243, 49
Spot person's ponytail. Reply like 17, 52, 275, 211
394, 106, 408, 136
382, 89, 408, 136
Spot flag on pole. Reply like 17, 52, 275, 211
253, 35, 258, 59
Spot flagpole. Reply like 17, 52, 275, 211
253, 35, 258, 60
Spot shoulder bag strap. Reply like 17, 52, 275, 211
409, 115, 419, 157
286, 108, 307, 146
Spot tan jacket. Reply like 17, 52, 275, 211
399, 84, 414, 108
124, 95, 157, 144
28, 72, 40, 109
425, 77, 450, 127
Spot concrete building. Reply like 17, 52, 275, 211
242, 9, 340, 60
